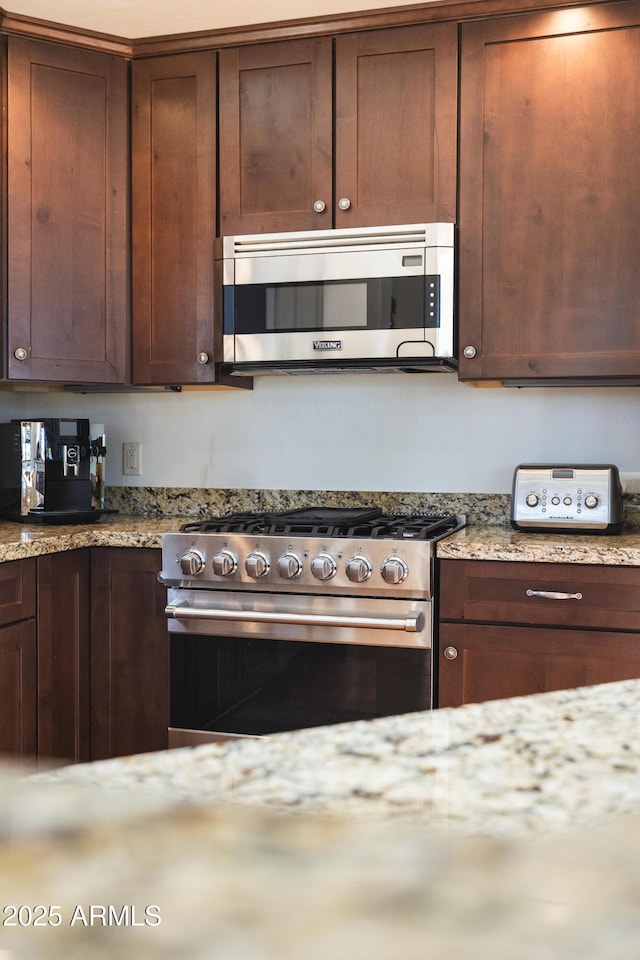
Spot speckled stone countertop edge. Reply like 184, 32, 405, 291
32, 676, 640, 840
436, 525, 640, 565
3, 512, 640, 564
0, 516, 181, 562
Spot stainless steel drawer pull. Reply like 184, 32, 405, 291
525, 589, 583, 601
165, 604, 422, 633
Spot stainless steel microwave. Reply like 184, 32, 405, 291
220, 223, 455, 376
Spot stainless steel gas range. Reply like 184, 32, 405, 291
160, 507, 465, 745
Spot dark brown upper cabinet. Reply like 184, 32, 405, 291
132, 52, 231, 386
7, 38, 128, 384
458, 2, 640, 384
218, 23, 458, 235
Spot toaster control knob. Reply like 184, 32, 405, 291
179, 549, 205, 576
584, 494, 599, 509
346, 555, 372, 583
212, 549, 238, 577
311, 553, 337, 580
277, 552, 303, 579
245, 551, 270, 578
525, 493, 540, 508
381, 556, 409, 585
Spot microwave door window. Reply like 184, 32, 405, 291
265, 282, 368, 331
265, 284, 324, 330
234, 276, 433, 334
322, 282, 368, 329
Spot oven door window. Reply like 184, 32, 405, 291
171, 635, 430, 737
232, 276, 439, 334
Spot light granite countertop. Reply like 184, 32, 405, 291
34, 677, 640, 835
437, 524, 640, 565
0, 515, 181, 562
1, 678, 639, 959
3, 514, 640, 566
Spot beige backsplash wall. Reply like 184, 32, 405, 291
5, 374, 640, 495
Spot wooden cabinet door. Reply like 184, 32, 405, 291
0, 619, 37, 758
37, 551, 90, 764
219, 38, 333, 235
7, 38, 128, 384
0, 556, 36, 627
334, 23, 457, 228
438, 622, 640, 708
458, 2, 640, 383
0, 559, 36, 759
90, 548, 168, 760
132, 53, 222, 385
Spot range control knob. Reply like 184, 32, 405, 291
277, 552, 303, 579
245, 550, 270, 578
381, 556, 409, 585
212, 549, 238, 577
179, 549, 205, 576
345, 555, 372, 583
310, 553, 337, 581
525, 493, 540, 508
584, 494, 599, 509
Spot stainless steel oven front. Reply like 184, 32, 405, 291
161, 509, 463, 746
166, 589, 432, 744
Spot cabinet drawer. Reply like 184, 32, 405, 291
0, 558, 36, 627
439, 559, 640, 630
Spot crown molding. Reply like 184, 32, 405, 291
0, 7, 132, 55
130, 0, 603, 56
0, 0, 622, 59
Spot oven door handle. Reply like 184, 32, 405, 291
165, 603, 423, 633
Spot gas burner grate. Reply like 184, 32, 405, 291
347, 514, 462, 540
181, 509, 463, 540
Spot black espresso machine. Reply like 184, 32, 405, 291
0, 418, 108, 523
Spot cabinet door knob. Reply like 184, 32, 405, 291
463, 345, 477, 359
313, 200, 326, 213
337, 197, 351, 211
14, 347, 28, 361
197, 352, 210, 365
443, 645, 458, 660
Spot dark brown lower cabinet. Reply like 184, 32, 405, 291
438, 559, 640, 708
0, 559, 37, 760
37, 550, 90, 764
90, 548, 168, 760
0, 548, 168, 764
438, 622, 640, 708
0, 620, 37, 759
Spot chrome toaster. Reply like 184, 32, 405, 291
511, 464, 624, 534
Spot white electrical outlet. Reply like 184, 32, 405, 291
123, 442, 142, 477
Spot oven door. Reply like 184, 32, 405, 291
166, 589, 432, 743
